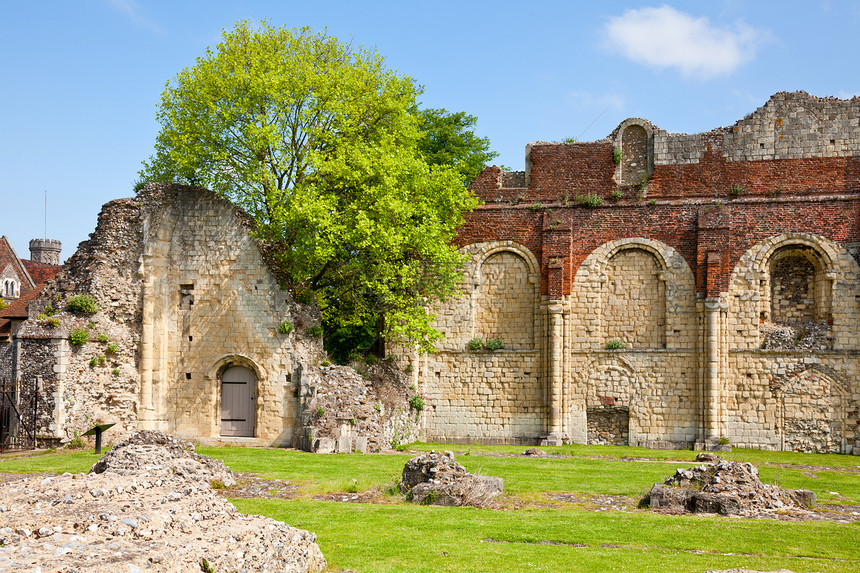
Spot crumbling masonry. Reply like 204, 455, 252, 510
1, 185, 419, 449
413, 92, 860, 454
3, 91, 859, 455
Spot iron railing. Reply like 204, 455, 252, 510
0, 376, 37, 451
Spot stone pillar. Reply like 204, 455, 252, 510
138, 255, 156, 428
543, 301, 564, 446
703, 298, 723, 439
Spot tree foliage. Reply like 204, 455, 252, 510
416, 108, 498, 185
141, 22, 484, 353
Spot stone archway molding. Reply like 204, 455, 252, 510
462, 240, 541, 286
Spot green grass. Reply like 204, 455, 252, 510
410, 441, 860, 467
0, 449, 103, 474
4, 443, 860, 572
197, 446, 414, 494
233, 498, 860, 572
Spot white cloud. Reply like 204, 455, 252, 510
838, 90, 860, 99
604, 6, 759, 79
565, 90, 624, 110
105, 0, 164, 35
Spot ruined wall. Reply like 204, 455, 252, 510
14, 196, 144, 443
420, 92, 860, 453
11, 185, 328, 446
418, 241, 545, 444
134, 186, 337, 446
422, 351, 545, 444
135, 186, 323, 445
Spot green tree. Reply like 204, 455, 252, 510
416, 108, 498, 184
141, 22, 481, 353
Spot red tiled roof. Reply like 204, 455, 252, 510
0, 289, 41, 340
0, 237, 62, 339
0, 288, 40, 320
21, 259, 62, 285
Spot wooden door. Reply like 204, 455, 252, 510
220, 366, 256, 437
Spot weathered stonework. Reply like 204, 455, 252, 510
3, 184, 418, 449
420, 92, 860, 454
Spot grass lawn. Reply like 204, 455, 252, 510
3, 443, 859, 572
233, 499, 860, 572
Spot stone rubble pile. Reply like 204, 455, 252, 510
298, 363, 420, 453
522, 447, 548, 457
400, 451, 503, 507
0, 431, 325, 572
89, 430, 234, 485
648, 454, 815, 516
760, 320, 832, 350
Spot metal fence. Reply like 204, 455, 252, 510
0, 376, 37, 451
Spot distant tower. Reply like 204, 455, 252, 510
29, 239, 62, 265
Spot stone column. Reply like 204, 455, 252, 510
138, 256, 156, 428
543, 301, 564, 446
703, 298, 723, 439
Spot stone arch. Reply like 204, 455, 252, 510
206, 354, 267, 383
573, 237, 696, 350
583, 356, 637, 445
771, 365, 853, 453
767, 245, 829, 323
727, 233, 860, 350
603, 247, 665, 348
206, 354, 267, 438
463, 241, 541, 351
465, 240, 541, 283
613, 118, 655, 186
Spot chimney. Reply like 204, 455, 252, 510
29, 238, 62, 265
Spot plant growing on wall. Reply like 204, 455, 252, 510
36, 314, 60, 328
140, 21, 492, 357
467, 337, 483, 351
612, 147, 622, 164
484, 336, 504, 351
730, 183, 745, 195
69, 327, 89, 347
575, 194, 604, 207
277, 321, 293, 335
409, 393, 426, 411
66, 294, 99, 315
605, 339, 626, 350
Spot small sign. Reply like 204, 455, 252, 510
83, 423, 115, 454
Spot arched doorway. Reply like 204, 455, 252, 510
220, 366, 256, 437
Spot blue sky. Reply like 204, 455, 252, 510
2, 1, 859, 261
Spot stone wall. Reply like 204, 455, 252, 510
418, 92, 860, 454
14, 195, 145, 444
602, 248, 665, 348
421, 351, 544, 444
8, 185, 330, 447
135, 186, 323, 445
475, 251, 535, 349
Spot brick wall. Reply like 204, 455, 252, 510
420, 92, 860, 453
